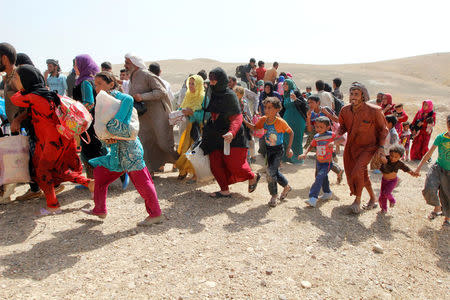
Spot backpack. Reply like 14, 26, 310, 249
333, 96, 345, 115
235, 65, 246, 79
55, 95, 93, 143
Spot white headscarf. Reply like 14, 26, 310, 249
125, 53, 147, 70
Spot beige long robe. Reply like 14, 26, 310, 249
128, 68, 179, 171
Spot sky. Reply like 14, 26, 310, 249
2, 0, 450, 72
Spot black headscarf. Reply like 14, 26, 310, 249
17, 65, 61, 106
15, 53, 34, 66
206, 67, 240, 115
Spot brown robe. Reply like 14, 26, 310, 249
338, 102, 388, 197
128, 68, 179, 171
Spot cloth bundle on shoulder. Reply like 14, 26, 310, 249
0, 135, 30, 185
95, 90, 139, 140
55, 95, 93, 142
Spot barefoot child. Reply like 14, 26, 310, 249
82, 72, 163, 226
379, 145, 418, 213
244, 97, 293, 207
415, 114, 450, 226
299, 116, 338, 207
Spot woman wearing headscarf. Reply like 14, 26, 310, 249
410, 100, 435, 160
282, 79, 306, 164
73, 54, 107, 178
11, 65, 94, 215
200, 67, 260, 197
175, 74, 205, 181
381, 93, 395, 116
276, 76, 285, 96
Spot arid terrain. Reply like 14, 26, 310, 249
0, 53, 449, 299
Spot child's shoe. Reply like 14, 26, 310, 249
137, 215, 163, 226
305, 197, 318, 207
268, 196, 277, 207
319, 192, 333, 201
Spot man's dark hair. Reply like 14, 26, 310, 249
279, 72, 287, 78
197, 69, 207, 80
0, 42, 17, 65
324, 83, 332, 93
389, 144, 405, 156
307, 94, 321, 103
403, 121, 410, 127
386, 114, 398, 127
101, 61, 112, 70
228, 76, 237, 83
315, 80, 325, 91
120, 69, 126, 73
394, 103, 403, 108
149, 62, 161, 75
315, 116, 331, 127
273, 61, 279, 67
333, 78, 342, 88
258, 60, 264, 67
249, 58, 256, 64
306, 86, 312, 90
263, 97, 282, 109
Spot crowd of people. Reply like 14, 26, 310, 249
0, 44, 448, 227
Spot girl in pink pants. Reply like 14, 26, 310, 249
82, 72, 162, 226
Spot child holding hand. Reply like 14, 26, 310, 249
299, 116, 337, 207
378, 145, 418, 213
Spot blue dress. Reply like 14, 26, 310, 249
89, 91, 146, 172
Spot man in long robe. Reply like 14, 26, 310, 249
124, 53, 178, 173
338, 82, 388, 213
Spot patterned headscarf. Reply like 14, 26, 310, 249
180, 75, 205, 111
75, 54, 99, 85
349, 82, 370, 102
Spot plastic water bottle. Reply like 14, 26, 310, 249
224, 140, 230, 156
3, 124, 11, 136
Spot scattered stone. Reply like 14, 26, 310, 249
260, 280, 267, 287
437, 279, 442, 284
228, 274, 234, 278
127, 282, 136, 289
384, 284, 394, 292
278, 294, 287, 300
265, 270, 273, 275
311, 255, 317, 259
246, 247, 254, 252
305, 246, 313, 253
301, 280, 312, 289
373, 243, 384, 254
205, 281, 216, 288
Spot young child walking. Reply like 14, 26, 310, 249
378, 145, 418, 213
82, 72, 162, 226
244, 97, 293, 207
400, 121, 412, 160
415, 114, 450, 226
299, 116, 338, 207
372, 114, 399, 173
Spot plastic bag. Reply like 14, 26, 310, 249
186, 141, 214, 182
95, 90, 139, 140
169, 110, 185, 126
0, 135, 31, 185
55, 95, 93, 141
252, 114, 265, 138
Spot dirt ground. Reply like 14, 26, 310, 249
1, 55, 449, 299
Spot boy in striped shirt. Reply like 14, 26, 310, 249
299, 116, 341, 207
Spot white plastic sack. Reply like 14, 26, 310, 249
186, 142, 214, 182
94, 90, 139, 140
0, 135, 30, 185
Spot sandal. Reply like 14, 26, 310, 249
81, 208, 107, 219
337, 170, 344, 184
279, 185, 292, 201
363, 202, 378, 210
37, 208, 62, 216
248, 173, 261, 193
209, 192, 232, 198
350, 203, 362, 214
428, 211, 443, 220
